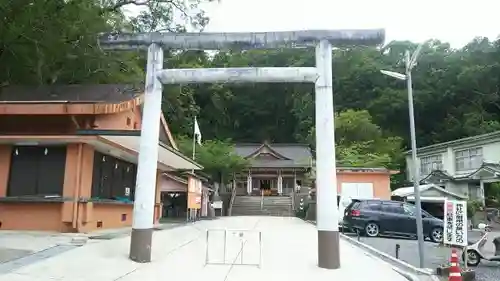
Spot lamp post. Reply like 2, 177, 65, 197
380, 43, 425, 268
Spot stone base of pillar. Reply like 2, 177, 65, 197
318, 230, 340, 269
129, 228, 153, 263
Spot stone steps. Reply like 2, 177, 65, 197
231, 195, 293, 217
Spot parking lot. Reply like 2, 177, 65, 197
345, 231, 500, 281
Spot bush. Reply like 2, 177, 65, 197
467, 200, 483, 219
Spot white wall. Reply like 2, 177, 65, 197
481, 142, 500, 163
406, 150, 447, 180
445, 181, 468, 197
406, 141, 500, 180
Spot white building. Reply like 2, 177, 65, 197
405, 131, 500, 204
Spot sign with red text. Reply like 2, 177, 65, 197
188, 176, 202, 209
443, 199, 468, 247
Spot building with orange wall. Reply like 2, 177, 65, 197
310, 167, 398, 200
0, 84, 202, 233
336, 167, 398, 200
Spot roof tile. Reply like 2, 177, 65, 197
0, 84, 143, 103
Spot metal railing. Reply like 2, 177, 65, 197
205, 229, 262, 268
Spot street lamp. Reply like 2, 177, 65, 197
379, 70, 406, 80
380, 43, 425, 268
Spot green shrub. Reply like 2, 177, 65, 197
467, 199, 483, 218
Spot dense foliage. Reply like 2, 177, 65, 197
175, 136, 249, 183
2, 1, 500, 188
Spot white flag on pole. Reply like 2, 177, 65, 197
194, 117, 202, 145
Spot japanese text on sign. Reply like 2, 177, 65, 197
445, 202, 453, 244
443, 199, 468, 247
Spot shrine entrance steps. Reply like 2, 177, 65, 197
231, 196, 293, 217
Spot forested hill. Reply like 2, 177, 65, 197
169, 40, 500, 146
2, 1, 500, 181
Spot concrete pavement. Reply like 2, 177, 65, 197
345, 230, 500, 281
0, 217, 410, 281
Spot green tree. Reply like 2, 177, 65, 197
100, 0, 211, 32
3, 0, 500, 190
0, 0, 213, 86
305, 109, 403, 168
175, 136, 249, 184
0, 0, 143, 85
335, 110, 403, 168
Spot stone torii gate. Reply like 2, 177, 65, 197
99, 29, 385, 269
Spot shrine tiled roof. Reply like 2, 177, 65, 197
234, 143, 312, 168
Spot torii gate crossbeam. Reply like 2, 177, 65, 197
98, 30, 385, 270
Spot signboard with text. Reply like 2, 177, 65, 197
443, 199, 468, 247
188, 176, 202, 209
212, 201, 223, 209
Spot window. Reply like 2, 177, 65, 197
363, 201, 382, 211
382, 203, 404, 214
422, 210, 432, 218
403, 204, 432, 217
91, 152, 137, 200
403, 204, 416, 216
420, 154, 443, 176
8, 146, 67, 196
455, 147, 483, 171
350, 201, 362, 210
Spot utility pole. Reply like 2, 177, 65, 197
381, 43, 425, 268
99, 29, 385, 266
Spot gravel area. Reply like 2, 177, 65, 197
345, 231, 500, 281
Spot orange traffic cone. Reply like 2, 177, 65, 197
448, 248, 462, 281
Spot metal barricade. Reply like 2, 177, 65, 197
205, 229, 262, 268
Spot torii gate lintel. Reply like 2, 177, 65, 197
99, 30, 385, 50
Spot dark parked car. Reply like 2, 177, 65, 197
343, 199, 444, 243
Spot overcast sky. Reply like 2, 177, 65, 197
200, 0, 499, 47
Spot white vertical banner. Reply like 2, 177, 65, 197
443, 199, 468, 247
247, 174, 252, 195
277, 170, 283, 195
194, 116, 202, 145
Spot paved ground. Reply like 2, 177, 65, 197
346, 231, 500, 281
0, 231, 85, 274
0, 221, 184, 274
0, 249, 32, 264
0, 217, 410, 281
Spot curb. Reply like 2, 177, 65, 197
392, 267, 422, 281
303, 220, 438, 281
392, 267, 441, 281
340, 233, 435, 277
